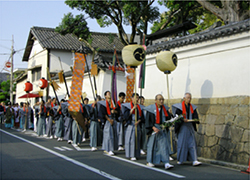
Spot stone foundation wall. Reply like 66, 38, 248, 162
144, 96, 250, 165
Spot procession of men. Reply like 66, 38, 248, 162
1, 91, 202, 170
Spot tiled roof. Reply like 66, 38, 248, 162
146, 21, 196, 41
22, 26, 124, 61
93, 53, 124, 71
146, 19, 250, 54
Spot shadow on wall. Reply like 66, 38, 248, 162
198, 79, 213, 115
196, 80, 213, 157
201, 80, 213, 98
216, 122, 234, 162
185, 59, 191, 93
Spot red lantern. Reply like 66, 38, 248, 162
39, 77, 48, 89
24, 81, 33, 93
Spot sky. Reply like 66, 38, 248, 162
0, 0, 166, 73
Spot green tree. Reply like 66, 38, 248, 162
56, 0, 160, 45
0, 80, 10, 103
55, 13, 90, 41
55, 12, 94, 51
151, 0, 219, 34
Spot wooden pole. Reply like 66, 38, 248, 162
58, 57, 70, 99
83, 54, 96, 100
47, 68, 59, 104
166, 73, 173, 152
134, 67, 138, 150
166, 74, 171, 108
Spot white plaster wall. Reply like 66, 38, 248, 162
49, 50, 74, 73
49, 51, 93, 73
15, 78, 27, 104
143, 31, 250, 99
99, 70, 126, 98
27, 50, 48, 91
24, 42, 48, 105
30, 40, 44, 58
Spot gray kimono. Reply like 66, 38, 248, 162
172, 102, 199, 163
144, 104, 171, 164
88, 104, 102, 148
97, 100, 118, 152
122, 102, 144, 158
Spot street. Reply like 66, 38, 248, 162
0, 124, 249, 180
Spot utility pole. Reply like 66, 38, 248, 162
10, 35, 14, 104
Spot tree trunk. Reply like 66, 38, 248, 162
196, 0, 241, 24
222, 1, 240, 23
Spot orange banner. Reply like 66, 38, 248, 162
68, 53, 86, 112
125, 66, 135, 102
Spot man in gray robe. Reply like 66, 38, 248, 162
37, 100, 47, 136
82, 97, 90, 142
19, 102, 26, 130
172, 92, 202, 166
89, 95, 102, 151
144, 94, 174, 170
61, 101, 73, 144
97, 91, 118, 156
22, 103, 32, 131
117, 92, 126, 151
55, 99, 65, 141
46, 106, 56, 139
122, 93, 144, 161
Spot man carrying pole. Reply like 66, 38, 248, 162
172, 92, 202, 166
98, 91, 118, 156
122, 93, 144, 161
144, 94, 174, 170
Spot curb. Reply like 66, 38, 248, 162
198, 157, 248, 171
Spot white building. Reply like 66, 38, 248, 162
16, 27, 125, 105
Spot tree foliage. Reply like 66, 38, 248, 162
55, 12, 90, 40
196, 0, 250, 24
56, 0, 249, 45
151, 0, 220, 34
57, 0, 160, 45
0, 80, 10, 102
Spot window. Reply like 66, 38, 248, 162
32, 67, 42, 82
37, 70, 41, 80
32, 71, 36, 82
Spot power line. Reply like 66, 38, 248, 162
0, 39, 11, 41
1, 30, 61, 58
0, 44, 11, 50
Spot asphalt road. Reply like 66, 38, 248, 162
0, 124, 249, 180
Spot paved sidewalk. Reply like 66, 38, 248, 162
198, 157, 248, 171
